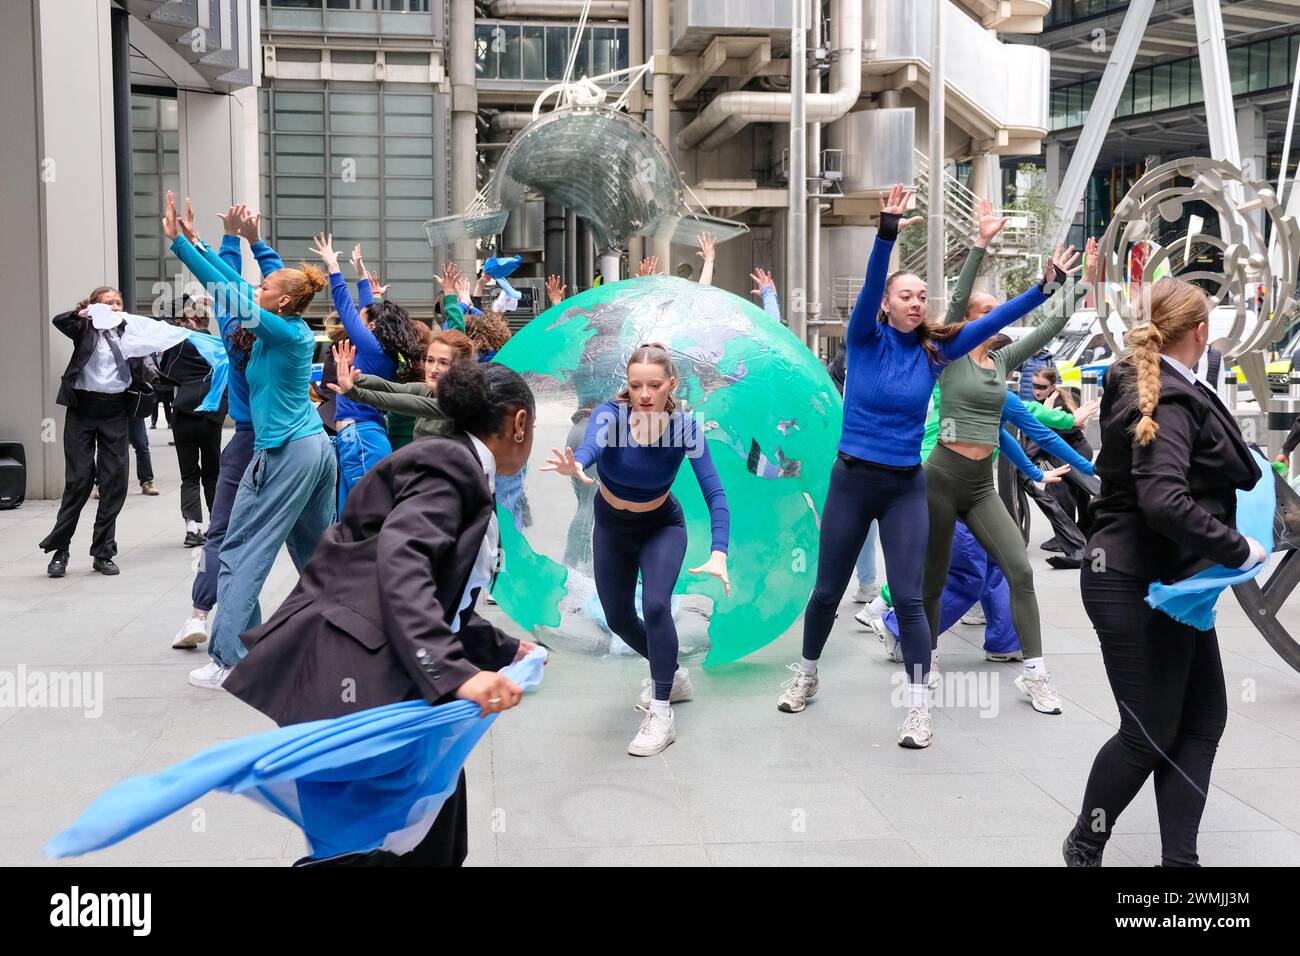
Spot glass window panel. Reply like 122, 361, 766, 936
1117, 75, 1133, 116
1080, 80, 1098, 124
384, 156, 434, 176
617, 27, 628, 72
385, 178, 433, 199
274, 133, 328, 153
330, 111, 379, 133
1189, 57, 1203, 103
330, 155, 379, 180
1067, 86, 1082, 126
499, 25, 522, 80
130, 130, 154, 149
275, 90, 325, 112
1270, 37, 1290, 88
385, 219, 430, 240
522, 25, 544, 79
381, 261, 435, 280
1150, 63, 1170, 111
331, 176, 381, 197
275, 152, 326, 174
277, 175, 327, 196
574, 26, 593, 77
275, 110, 326, 132
133, 152, 159, 174
383, 113, 433, 134
1229, 46, 1250, 95
476, 23, 497, 79
274, 218, 328, 241
131, 96, 158, 125
383, 239, 435, 259
159, 99, 179, 130
384, 281, 432, 302
592, 27, 616, 76
162, 151, 179, 175
330, 92, 379, 113
329, 135, 380, 156
1249, 42, 1269, 92
385, 198, 433, 218
277, 196, 327, 216
383, 94, 433, 114
161, 130, 179, 151
1170, 59, 1190, 108
331, 219, 381, 241
546, 27, 571, 80
333, 197, 382, 218
381, 136, 434, 156
1133, 70, 1151, 113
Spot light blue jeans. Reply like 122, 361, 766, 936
336, 420, 392, 518
208, 430, 337, 667
856, 520, 879, 587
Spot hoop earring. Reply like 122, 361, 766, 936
513, 432, 525, 443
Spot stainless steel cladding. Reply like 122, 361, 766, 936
828, 108, 915, 194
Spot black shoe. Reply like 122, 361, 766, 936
1046, 555, 1083, 570
92, 557, 120, 576
1062, 826, 1104, 867
46, 551, 69, 578
183, 530, 206, 548
1040, 537, 1064, 553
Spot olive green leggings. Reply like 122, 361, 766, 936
922, 444, 1042, 658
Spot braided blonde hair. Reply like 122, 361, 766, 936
1124, 277, 1209, 446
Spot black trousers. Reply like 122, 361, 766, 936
1076, 564, 1228, 866
41, 399, 129, 559
172, 412, 223, 524
1020, 470, 1088, 561
296, 770, 469, 868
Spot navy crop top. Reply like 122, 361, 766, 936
573, 400, 730, 553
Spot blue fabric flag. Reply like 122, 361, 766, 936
45, 649, 547, 861
1145, 450, 1275, 630
182, 328, 231, 413
483, 254, 522, 300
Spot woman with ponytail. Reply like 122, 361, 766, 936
310, 235, 423, 514
544, 342, 731, 757
225, 360, 540, 866
1064, 276, 1267, 867
777, 185, 1074, 750
162, 192, 337, 691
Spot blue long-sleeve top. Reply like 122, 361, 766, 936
999, 391, 1095, 481
841, 215, 1052, 467
169, 234, 322, 451
573, 399, 730, 553
329, 272, 395, 427
759, 285, 781, 323
208, 235, 284, 432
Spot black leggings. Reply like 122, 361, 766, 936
173, 412, 223, 524
802, 454, 931, 683
1075, 564, 1228, 866
593, 492, 687, 701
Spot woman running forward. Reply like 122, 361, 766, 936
543, 343, 731, 758
777, 183, 1073, 750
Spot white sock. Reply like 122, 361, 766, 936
909, 683, 929, 712
799, 658, 818, 676
1023, 657, 1046, 678
186, 520, 200, 534
649, 698, 671, 718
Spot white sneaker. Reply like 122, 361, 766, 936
1015, 673, 1063, 715
984, 649, 1024, 662
960, 604, 987, 626
485, 591, 497, 605
777, 662, 819, 713
853, 605, 881, 628
627, 706, 676, 756
188, 660, 230, 690
638, 668, 694, 706
172, 616, 209, 650
868, 616, 904, 662
897, 707, 933, 749
926, 657, 940, 692
852, 583, 880, 604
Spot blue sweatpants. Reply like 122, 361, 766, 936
336, 420, 392, 518
802, 454, 931, 684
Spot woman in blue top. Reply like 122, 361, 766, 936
777, 183, 1073, 748
544, 343, 731, 758
309, 234, 422, 516
162, 192, 337, 691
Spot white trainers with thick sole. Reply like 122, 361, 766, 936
172, 616, 209, 650
627, 706, 676, 756
852, 583, 880, 604
638, 668, 694, 706
777, 663, 819, 713
897, 708, 933, 749
1015, 673, 1063, 715
926, 658, 940, 692
960, 605, 987, 626
868, 616, 904, 662
984, 649, 1024, 662
188, 660, 230, 690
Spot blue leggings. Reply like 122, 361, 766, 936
802, 454, 931, 684
593, 492, 687, 701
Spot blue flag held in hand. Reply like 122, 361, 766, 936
1145, 450, 1274, 631
45, 649, 547, 861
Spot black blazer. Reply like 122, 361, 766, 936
52, 310, 143, 409
223, 433, 521, 727
1087, 357, 1259, 582
159, 333, 227, 421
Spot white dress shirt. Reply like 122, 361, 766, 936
450, 434, 500, 634
74, 330, 133, 394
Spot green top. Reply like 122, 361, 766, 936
936, 275, 1081, 446
345, 373, 453, 439
442, 293, 466, 332
1024, 400, 1075, 430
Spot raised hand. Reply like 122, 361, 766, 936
880, 183, 924, 231
326, 340, 357, 394
1073, 398, 1101, 427
218, 204, 243, 236
179, 196, 201, 245
750, 267, 776, 296
1039, 464, 1071, 485
435, 262, 462, 296
235, 205, 263, 244
473, 272, 489, 298
455, 276, 473, 304
310, 232, 341, 274
638, 256, 660, 277
162, 190, 180, 241
545, 274, 566, 306
541, 447, 595, 484
350, 243, 367, 278
975, 198, 1009, 248
697, 233, 716, 262
1083, 236, 1099, 285
368, 274, 390, 298
687, 551, 732, 597
1042, 242, 1082, 289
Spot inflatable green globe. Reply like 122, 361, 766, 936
492, 275, 842, 666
